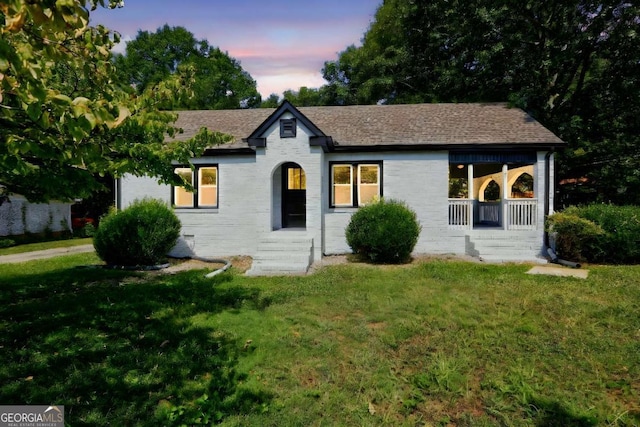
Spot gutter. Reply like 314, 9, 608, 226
543, 150, 553, 248
328, 142, 565, 153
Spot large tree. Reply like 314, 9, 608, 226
0, 0, 229, 203
322, 0, 640, 205
114, 25, 261, 109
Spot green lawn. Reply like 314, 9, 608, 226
0, 237, 92, 256
0, 254, 638, 426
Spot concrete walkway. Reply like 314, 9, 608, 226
526, 264, 589, 279
0, 244, 95, 264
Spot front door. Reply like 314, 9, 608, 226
282, 163, 306, 228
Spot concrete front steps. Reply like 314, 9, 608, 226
466, 231, 548, 264
246, 231, 314, 276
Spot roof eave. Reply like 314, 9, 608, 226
330, 141, 566, 152
202, 146, 256, 156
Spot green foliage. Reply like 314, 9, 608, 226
321, 0, 640, 204
114, 25, 261, 109
0, 238, 16, 248
78, 222, 96, 238
546, 212, 604, 262
345, 199, 421, 263
566, 204, 640, 264
548, 205, 640, 264
448, 178, 468, 198
93, 198, 181, 266
512, 173, 534, 196
282, 86, 324, 107
260, 93, 281, 108
1, 2, 232, 203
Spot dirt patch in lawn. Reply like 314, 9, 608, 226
160, 253, 482, 276
160, 256, 253, 274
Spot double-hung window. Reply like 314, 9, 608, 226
330, 162, 381, 207
173, 165, 218, 208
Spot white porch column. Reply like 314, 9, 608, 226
468, 164, 474, 229
467, 164, 474, 199
502, 164, 509, 230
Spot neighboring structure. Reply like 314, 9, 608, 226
117, 101, 565, 275
0, 195, 71, 238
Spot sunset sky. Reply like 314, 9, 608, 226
90, 0, 381, 98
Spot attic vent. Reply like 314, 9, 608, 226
280, 118, 297, 138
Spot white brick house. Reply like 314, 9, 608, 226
117, 101, 565, 274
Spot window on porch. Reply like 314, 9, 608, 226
448, 159, 538, 230
449, 164, 469, 198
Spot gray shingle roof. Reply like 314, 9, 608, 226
170, 103, 564, 150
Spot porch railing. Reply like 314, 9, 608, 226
448, 199, 472, 230
506, 199, 538, 230
448, 198, 538, 230
478, 202, 501, 225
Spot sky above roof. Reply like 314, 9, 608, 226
90, 0, 380, 99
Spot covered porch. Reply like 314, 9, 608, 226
448, 152, 540, 231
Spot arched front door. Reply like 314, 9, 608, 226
281, 162, 306, 228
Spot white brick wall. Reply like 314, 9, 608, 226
252, 112, 324, 262
119, 156, 260, 258
118, 115, 553, 260
322, 151, 466, 255
118, 114, 325, 261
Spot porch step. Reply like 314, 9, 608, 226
466, 232, 547, 264
246, 232, 313, 276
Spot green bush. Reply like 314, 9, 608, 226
0, 238, 16, 248
346, 199, 421, 264
93, 198, 181, 266
75, 222, 96, 238
566, 204, 640, 264
546, 212, 604, 262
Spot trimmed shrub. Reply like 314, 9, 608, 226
566, 204, 640, 264
93, 198, 181, 266
346, 199, 421, 264
546, 212, 603, 262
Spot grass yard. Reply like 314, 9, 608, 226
0, 237, 92, 256
0, 254, 639, 426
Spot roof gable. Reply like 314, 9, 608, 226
248, 100, 324, 139
244, 100, 334, 152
